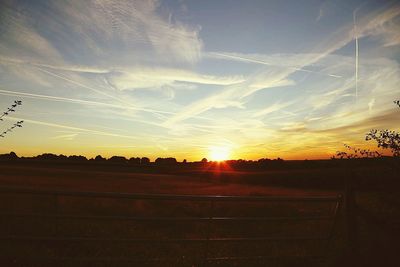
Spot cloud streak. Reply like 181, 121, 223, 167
164, 4, 400, 126
208, 52, 343, 78
4, 116, 139, 140
0, 1, 399, 160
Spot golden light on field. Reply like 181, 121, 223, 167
209, 146, 231, 162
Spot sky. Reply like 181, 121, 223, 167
0, 0, 399, 161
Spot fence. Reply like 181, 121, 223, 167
0, 186, 342, 266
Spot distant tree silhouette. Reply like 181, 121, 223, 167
108, 156, 127, 163
9, 151, 18, 159
182, 159, 187, 163
155, 157, 177, 165
36, 153, 59, 160
94, 155, 106, 162
68, 155, 87, 161
58, 154, 68, 160
141, 157, 150, 165
201, 158, 208, 163
129, 157, 141, 165
0, 151, 19, 160
258, 158, 271, 164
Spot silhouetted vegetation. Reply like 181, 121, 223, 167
68, 155, 87, 161
141, 157, 150, 165
129, 157, 141, 165
155, 157, 177, 165
108, 155, 128, 163
0, 151, 18, 160
0, 100, 23, 138
94, 155, 106, 162
365, 100, 400, 157
0, 100, 22, 121
334, 100, 400, 159
1, 155, 399, 267
333, 144, 382, 159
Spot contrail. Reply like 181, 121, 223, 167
0, 55, 110, 74
353, 9, 359, 102
4, 116, 140, 140
0, 88, 214, 121
0, 88, 173, 115
210, 52, 342, 78
0, 89, 173, 129
36, 67, 135, 108
35, 67, 173, 120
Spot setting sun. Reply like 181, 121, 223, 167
209, 146, 231, 162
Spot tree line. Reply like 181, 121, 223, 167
0, 152, 286, 166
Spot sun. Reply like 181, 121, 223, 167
209, 146, 231, 162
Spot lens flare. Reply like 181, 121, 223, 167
209, 146, 231, 161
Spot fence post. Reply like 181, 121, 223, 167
344, 171, 359, 265
203, 199, 214, 267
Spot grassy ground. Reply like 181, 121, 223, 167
0, 160, 399, 266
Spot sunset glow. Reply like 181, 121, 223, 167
209, 146, 231, 162
0, 1, 399, 160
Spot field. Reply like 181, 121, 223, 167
0, 159, 399, 266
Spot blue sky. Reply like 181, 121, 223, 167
0, 0, 399, 160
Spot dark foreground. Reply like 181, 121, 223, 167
0, 159, 399, 266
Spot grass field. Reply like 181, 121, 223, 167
0, 160, 399, 266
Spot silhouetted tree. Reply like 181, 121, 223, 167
94, 155, 106, 162
68, 155, 87, 161
108, 156, 127, 163
201, 158, 208, 163
333, 100, 399, 159
258, 158, 271, 164
365, 100, 400, 157
155, 157, 177, 165
129, 157, 141, 165
0, 151, 19, 160
9, 151, 18, 159
58, 154, 68, 160
141, 157, 150, 165
36, 153, 59, 160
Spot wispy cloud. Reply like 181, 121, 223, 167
4, 116, 139, 140
208, 52, 343, 78
360, 4, 400, 47
108, 67, 245, 90
162, 66, 298, 126
0, 88, 175, 116
0, 1, 398, 160
252, 101, 295, 117
51, 133, 78, 141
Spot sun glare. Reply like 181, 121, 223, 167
209, 146, 231, 162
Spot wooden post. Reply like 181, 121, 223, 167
344, 172, 359, 265
203, 199, 214, 267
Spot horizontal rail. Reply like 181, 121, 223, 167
0, 186, 341, 202
207, 255, 325, 261
0, 255, 326, 262
0, 235, 329, 242
0, 186, 342, 265
0, 212, 335, 221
